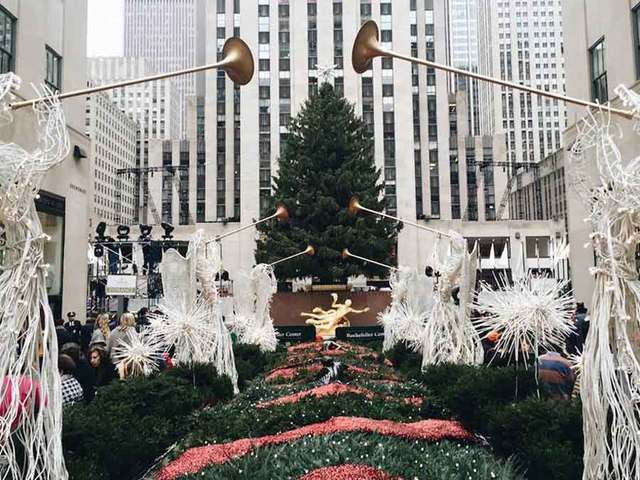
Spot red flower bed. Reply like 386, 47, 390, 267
157, 417, 475, 480
298, 464, 401, 480
256, 383, 422, 409
265, 364, 322, 382
287, 342, 320, 354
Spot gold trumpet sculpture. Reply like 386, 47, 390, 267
208, 204, 289, 243
270, 245, 315, 267
342, 248, 397, 272
352, 20, 633, 120
348, 197, 451, 238
11, 37, 254, 110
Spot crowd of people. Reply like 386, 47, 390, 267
55, 308, 160, 407
54, 301, 589, 406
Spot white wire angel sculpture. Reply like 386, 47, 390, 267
150, 231, 238, 392
474, 274, 575, 367
569, 87, 640, 480
0, 74, 70, 479
378, 266, 433, 352
228, 263, 278, 352
419, 232, 483, 369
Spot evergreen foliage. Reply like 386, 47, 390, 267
255, 83, 399, 282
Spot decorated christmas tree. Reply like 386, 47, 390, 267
255, 82, 399, 283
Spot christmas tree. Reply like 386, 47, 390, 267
255, 83, 399, 283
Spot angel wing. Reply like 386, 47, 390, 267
159, 248, 195, 309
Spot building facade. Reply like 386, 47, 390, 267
87, 57, 181, 222
86, 92, 139, 225
562, 0, 640, 306
0, 0, 91, 321
508, 149, 567, 225
446, 0, 497, 137
134, 0, 530, 276
494, 0, 567, 165
124, 0, 206, 137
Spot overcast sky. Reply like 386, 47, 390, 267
87, 0, 124, 57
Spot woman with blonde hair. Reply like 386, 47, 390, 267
90, 313, 111, 347
106, 312, 138, 362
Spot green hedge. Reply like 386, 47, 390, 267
233, 343, 280, 390
385, 345, 583, 480
485, 398, 583, 480
63, 364, 233, 480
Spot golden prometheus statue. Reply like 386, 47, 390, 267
302, 293, 369, 338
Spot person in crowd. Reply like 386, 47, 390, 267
61, 343, 95, 403
90, 313, 111, 348
106, 312, 139, 362
136, 307, 150, 332
64, 312, 82, 344
575, 303, 589, 349
59, 354, 84, 406
482, 329, 504, 365
55, 317, 72, 348
80, 314, 96, 353
538, 348, 576, 400
160, 345, 175, 370
88, 346, 118, 388
565, 303, 589, 355
108, 313, 119, 331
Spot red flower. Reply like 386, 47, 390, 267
256, 384, 423, 409
298, 464, 401, 480
265, 364, 323, 383
157, 417, 475, 480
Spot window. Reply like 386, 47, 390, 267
526, 236, 550, 258
45, 46, 62, 91
589, 38, 607, 103
0, 5, 15, 74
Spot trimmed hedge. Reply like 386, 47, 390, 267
63, 364, 233, 480
233, 344, 271, 390
386, 345, 583, 480
485, 398, 583, 480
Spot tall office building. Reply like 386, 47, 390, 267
446, 0, 499, 137
493, 0, 566, 165
124, 0, 207, 137
137, 0, 550, 276
88, 57, 181, 222
447, 0, 566, 166
86, 92, 139, 225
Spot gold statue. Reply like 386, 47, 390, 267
301, 293, 370, 338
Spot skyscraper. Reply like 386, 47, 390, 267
493, 0, 566, 165
87, 57, 181, 222
123, 0, 206, 137
85, 92, 139, 225
138, 0, 549, 276
446, 0, 499, 137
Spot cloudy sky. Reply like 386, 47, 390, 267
87, 0, 124, 57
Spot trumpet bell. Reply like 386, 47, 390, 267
348, 197, 362, 216
352, 20, 383, 74
275, 203, 289, 222
305, 245, 316, 256
221, 37, 255, 85
341, 248, 351, 260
